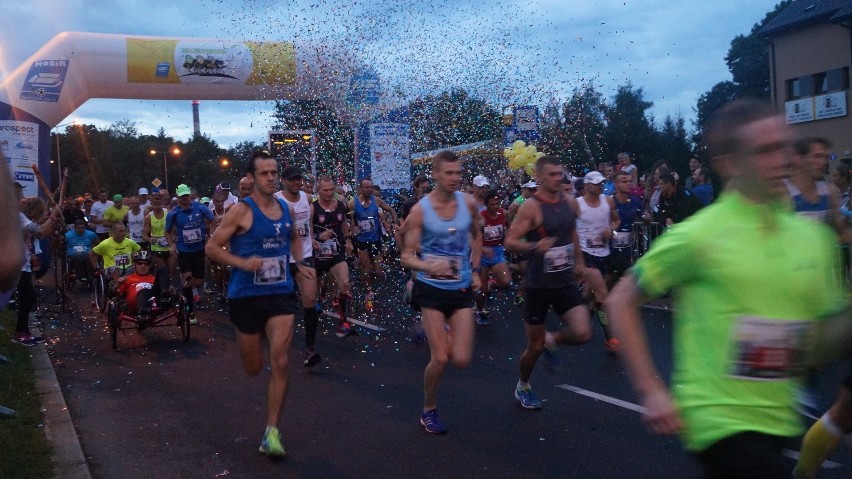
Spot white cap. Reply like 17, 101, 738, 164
138, 187, 149, 195
521, 181, 537, 189
473, 175, 490, 187
583, 171, 606, 185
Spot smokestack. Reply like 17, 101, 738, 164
192, 100, 200, 136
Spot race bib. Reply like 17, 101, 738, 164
584, 235, 606, 249
134, 283, 153, 293
543, 244, 574, 273
130, 231, 144, 242
182, 228, 202, 244
422, 254, 462, 282
612, 231, 632, 249
358, 217, 375, 233
114, 253, 131, 267
254, 255, 289, 285
317, 239, 339, 260
297, 220, 310, 239
484, 224, 504, 242
73, 245, 86, 254
155, 236, 170, 247
729, 316, 809, 381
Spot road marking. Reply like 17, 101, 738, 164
321, 311, 386, 332
557, 384, 847, 470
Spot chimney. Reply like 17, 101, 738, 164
192, 100, 200, 136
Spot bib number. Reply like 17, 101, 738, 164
73, 245, 86, 254
297, 221, 309, 238
253, 255, 289, 285
358, 217, 375, 234
182, 228, 202, 244
317, 239, 339, 260
612, 231, 632, 249
584, 235, 606, 249
155, 236, 170, 247
484, 224, 504, 242
114, 253, 130, 267
543, 244, 574, 273
423, 254, 462, 282
729, 316, 808, 381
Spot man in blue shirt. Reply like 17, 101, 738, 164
64, 219, 99, 287
167, 183, 213, 324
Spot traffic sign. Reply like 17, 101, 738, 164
152, 178, 162, 187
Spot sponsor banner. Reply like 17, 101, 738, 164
347, 69, 380, 105
503, 126, 540, 147
19, 60, 70, 103
513, 105, 539, 132
368, 123, 410, 190
127, 39, 296, 86
785, 98, 814, 124
815, 91, 847, 120
0, 120, 40, 197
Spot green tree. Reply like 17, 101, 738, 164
603, 83, 657, 175
655, 114, 694, 177
272, 99, 353, 181
407, 88, 501, 153
539, 84, 607, 173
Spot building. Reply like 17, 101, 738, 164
760, 0, 852, 161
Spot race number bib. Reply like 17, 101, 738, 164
584, 235, 606, 249
612, 231, 632, 249
130, 231, 144, 242
155, 236, 170, 247
543, 244, 574, 273
254, 255, 289, 285
358, 217, 376, 234
729, 316, 809, 381
422, 254, 462, 282
317, 239, 339, 260
134, 283, 153, 293
182, 228, 202, 244
297, 220, 310, 239
114, 253, 131, 267
484, 225, 504, 242
73, 245, 86, 254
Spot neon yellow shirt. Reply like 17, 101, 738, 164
102, 205, 129, 225
633, 192, 845, 451
148, 211, 169, 252
92, 237, 140, 269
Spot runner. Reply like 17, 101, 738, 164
90, 188, 114, 240
166, 183, 214, 325
205, 150, 313, 458
89, 223, 141, 281
505, 155, 593, 409
142, 192, 175, 277
275, 166, 322, 356
209, 191, 230, 303
476, 188, 510, 325
401, 150, 481, 434
506, 181, 537, 307
349, 178, 398, 306
312, 176, 356, 355
610, 171, 644, 280
124, 196, 147, 249
605, 99, 846, 478
102, 194, 129, 230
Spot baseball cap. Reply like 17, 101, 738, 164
75, 196, 85, 202
112, 194, 124, 201
151, 187, 160, 193
521, 181, 537, 189
138, 187, 149, 195
473, 175, 490, 187
201, 196, 211, 204
175, 184, 191, 197
218, 181, 231, 191
583, 171, 606, 185
282, 166, 303, 180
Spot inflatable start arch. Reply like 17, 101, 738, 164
0, 32, 357, 196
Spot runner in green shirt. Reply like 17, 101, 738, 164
605, 99, 846, 478
102, 194, 129, 229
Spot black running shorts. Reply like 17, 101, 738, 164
411, 280, 473, 318
229, 294, 300, 334
523, 286, 585, 325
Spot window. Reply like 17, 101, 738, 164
787, 67, 849, 100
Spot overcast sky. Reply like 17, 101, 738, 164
0, 0, 781, 148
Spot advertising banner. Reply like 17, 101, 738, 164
815, 91, 847, 120
0, 120, 40, 197
785, 98, 814, 124
368, 123, 410, 190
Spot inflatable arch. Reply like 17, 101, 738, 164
0, 32, 358, 197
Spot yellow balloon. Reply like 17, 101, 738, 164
513, 140, 526, 150
524, 162, 536, 177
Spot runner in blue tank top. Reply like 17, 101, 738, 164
206, 150, 315, 458
402, 150, 482, 434
349, 178, 398, 307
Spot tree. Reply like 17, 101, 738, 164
539, 84, 607, 173
272, 99, 353, 180
603, 83, 657, 175
655, 114, 693, 177
407, 88, 501, 153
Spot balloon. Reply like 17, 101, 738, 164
524, 162, 536, 177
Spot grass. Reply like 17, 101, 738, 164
0, 310, 55, 479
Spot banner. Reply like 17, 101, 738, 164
368, 123, 410, 190
0, 120, 40, 197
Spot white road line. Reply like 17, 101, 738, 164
321, 311, 386, 332
557, 384, 847, 470
555, 384, 647, 413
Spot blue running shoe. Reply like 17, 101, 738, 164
515, 387, 543, 410
420, 408, 447, 434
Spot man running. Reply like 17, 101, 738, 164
166, 183, 213, 324
125, 196, 147, 249
206, 150, 313, 458
476, 188, 510, 325
312, 176, 356, 352
610, 171, 643, 280
605, 99, 846, 478
142, 192, 175, 276
505, 155, 593, 409
350, 178, 398, 303
507, 181, 537, 306
90, 188, 114, 240
275, 166, 322, 355
401, 150, 481, 434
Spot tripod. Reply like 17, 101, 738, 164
38, 234, 78, 318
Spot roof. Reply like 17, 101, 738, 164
759, 0, 852, 37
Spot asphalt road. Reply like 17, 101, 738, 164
35, 270, 852, 479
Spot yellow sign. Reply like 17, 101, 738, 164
151, 178, 162, 187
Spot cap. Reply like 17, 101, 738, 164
138, 187, 149, 195
583, 171, 606, 185
112, 194, 124, 201
218, 181, 231, 191
473, 175, 490, 187
76, 196, 85, 202
175, 184, 191, 197
151, 187, 160, 193
282, 166, 303, 180
201, 197, 211, 204
521, 181, 537, 189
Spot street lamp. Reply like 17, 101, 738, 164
149, 147, 181, 193
220, 157, 230, 168
52, 120, 80, 178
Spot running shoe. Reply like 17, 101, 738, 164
475, 311, 490, 326
513, 295, 525, 306
11, 333, 39, 347
420, 408, 447, 434
515, 387, 543, 410
259, 427, 286, 457
542, 344, 559, 374
189, 313, 198, 325
336, 322, 357, 338
303, 351, 322, 367
605, 338, 621, 353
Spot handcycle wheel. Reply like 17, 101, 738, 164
106, 300, 120, 350
177, 295, 190, 342
93, 274, 107, 312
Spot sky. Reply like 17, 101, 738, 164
0, 0, 782, 149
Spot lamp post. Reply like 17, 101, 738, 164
52, 120, 80, 180
150, 147, 181, 193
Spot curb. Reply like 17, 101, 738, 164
31, 343, 93, 479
